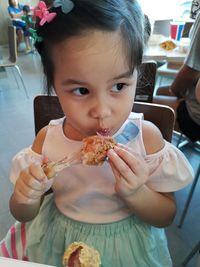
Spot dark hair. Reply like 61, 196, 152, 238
23, 5, 31, 13
35, 0, 146, 94
144, 14, 151, 44
190, 0, 200, 19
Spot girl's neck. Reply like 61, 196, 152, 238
63, 120, 85, 141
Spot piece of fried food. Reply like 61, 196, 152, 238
159, 40, 177, 51
63, 242, 101, 267
42, 135, 116, 178
81, 135, 116, 165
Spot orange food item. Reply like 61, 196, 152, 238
159, 40, 176, 51
63, 242, 101, 267
42, 135, 116, 178
81, 135, 116, 165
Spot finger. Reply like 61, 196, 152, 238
109, 160, 121, 181
29, 163, 46, 182
42, 156, 49, 164
109, 160, 130, 191
15, 181, 42, 204
17, 174, 45, 197
116, 143, 133, 152
20, 168, 45, 192
113, 146, 148, 178
116, 144, 141, 158
107, 149, 134, 183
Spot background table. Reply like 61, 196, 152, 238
143, 34, 189, 64
0, 257, 56, 267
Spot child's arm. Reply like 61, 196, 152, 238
107, 121, 176, 228
8, 11, 23, 19
195, 78, 200, 103
9, 127, 53, 222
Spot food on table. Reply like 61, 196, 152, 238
63, 242, 101, 267
42, 135, 116, 178
159, 40, 177, 51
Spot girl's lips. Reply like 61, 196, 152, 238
96, 128, 110, 136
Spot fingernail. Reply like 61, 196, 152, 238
107, 149, 117, 157
114, 146, 120, 151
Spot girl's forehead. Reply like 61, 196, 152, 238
51, 30, 131, 81
51, 30, 127, 63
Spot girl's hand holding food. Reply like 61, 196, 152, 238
107, 144, 149, 199
13, 163, 53, 205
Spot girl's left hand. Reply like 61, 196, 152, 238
107, 144, 149, 198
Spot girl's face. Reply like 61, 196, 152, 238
51, 30, 137, 140
11, 0, 18, 7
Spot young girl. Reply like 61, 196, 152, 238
1, 0, 193, 266
8, 0, 30, 52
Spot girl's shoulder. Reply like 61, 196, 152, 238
141, 120, 165, 155
32, 126, 48, 154
32, 117, 65, 154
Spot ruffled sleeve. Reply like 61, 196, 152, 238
145, 141, 194, 192
10, 146, 43, 184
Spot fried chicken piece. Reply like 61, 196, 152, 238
159, 40, 177, 51
81, 135, 116, 165
63, 242, 101, 267
42, 135, 116, 178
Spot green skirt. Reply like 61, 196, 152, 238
0, 194, 172, 267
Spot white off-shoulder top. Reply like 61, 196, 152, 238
10, 113, 193, 223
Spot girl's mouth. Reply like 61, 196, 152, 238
96, 128, 110, 136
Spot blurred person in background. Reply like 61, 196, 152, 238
8, 0, 26, 52
153, 8, 200, 142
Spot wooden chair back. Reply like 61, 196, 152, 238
132, 101, 175, 142
8, 25, 17, 63
135, 61, 157, 103
34, 95, 175, 142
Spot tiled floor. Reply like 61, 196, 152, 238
0, 50, 200, 267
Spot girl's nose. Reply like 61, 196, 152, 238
89, 99, 111, 120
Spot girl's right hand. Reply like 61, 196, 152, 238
13, 163, 53, 205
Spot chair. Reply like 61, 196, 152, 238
34, 95, 63, 135
182, 237, 200, 266
181, 21, 193, 38
177, 147, 200, 229
133, 101, 175, 142
156, 62, 180, 86
34, 95, 175, 142
135, 61, 157, 103
0, 25, 29, 98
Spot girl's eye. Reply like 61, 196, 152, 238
72, 87, 89, 96
111, 83, 126, 92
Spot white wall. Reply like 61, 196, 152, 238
138, 0, 192, 20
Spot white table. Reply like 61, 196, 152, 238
143, 34, 188, 64
0, 257, 56, 267
144, 45, 186, 63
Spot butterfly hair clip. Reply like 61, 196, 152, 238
53, 0, 74, 14
34, 1, 57, 26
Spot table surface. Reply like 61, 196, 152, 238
143, 35, 188, 63
0, 257, 56, 267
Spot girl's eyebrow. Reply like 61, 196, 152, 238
61, 70, 133, 86
62, 79, 88, 86
111, 70, 133, 80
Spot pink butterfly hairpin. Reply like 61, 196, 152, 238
34, 1, 57, 26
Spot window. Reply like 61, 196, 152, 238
138, 0, 193, 20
